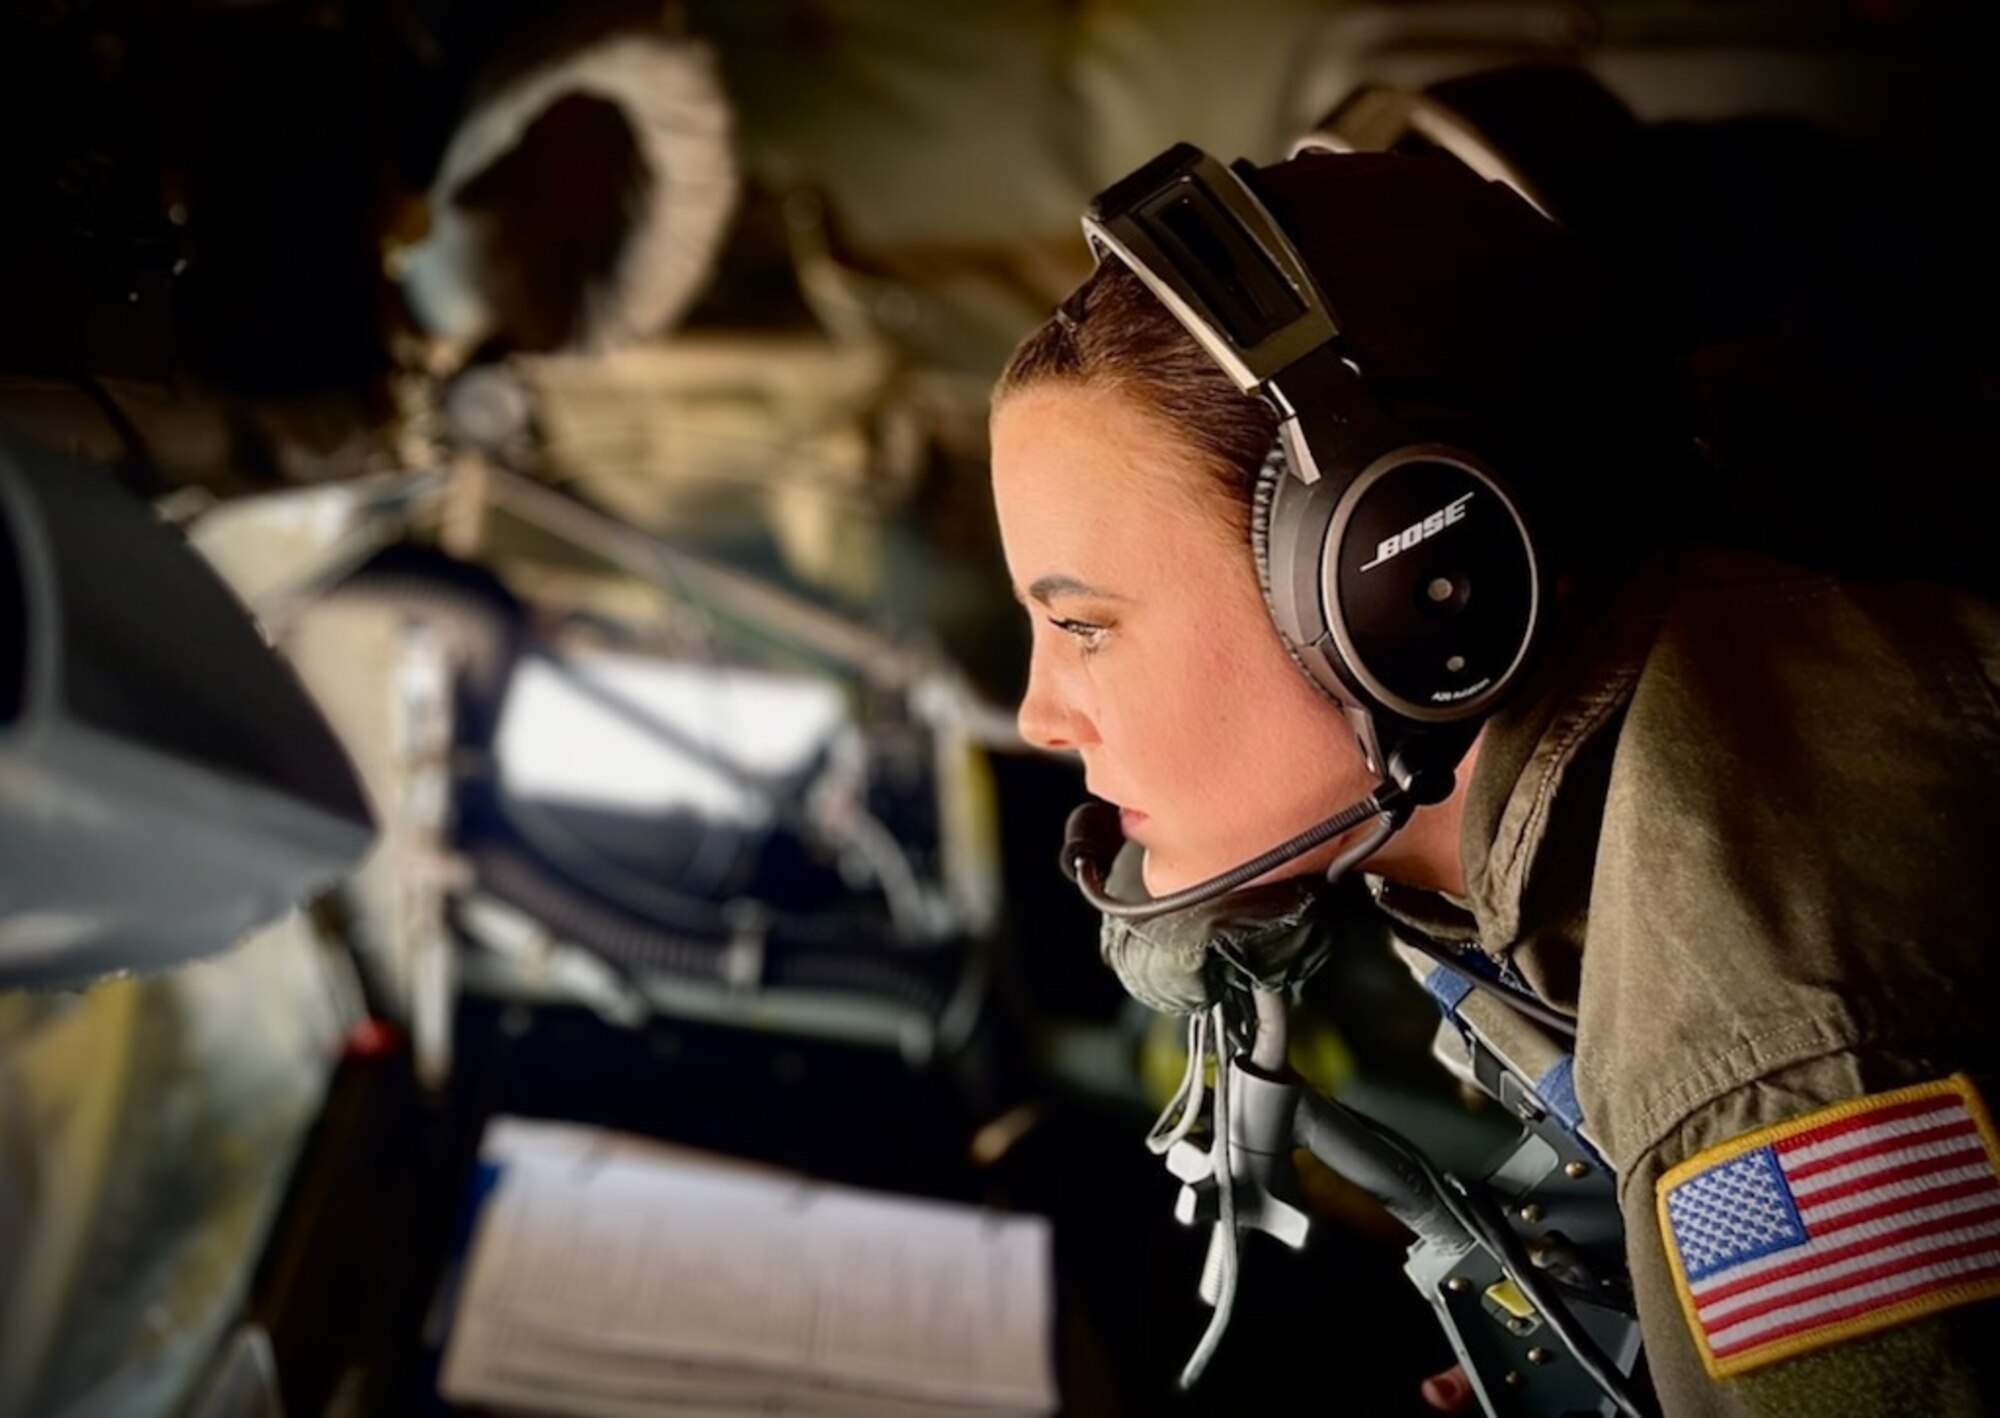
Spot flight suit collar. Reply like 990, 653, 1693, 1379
1454, 556, 1679, 988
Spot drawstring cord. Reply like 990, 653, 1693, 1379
1147, 808, 1405, 1386
1142, 1000, 1242, 1388
1181, 1000, 1238, 1388
1144, 1008, 1210, 1157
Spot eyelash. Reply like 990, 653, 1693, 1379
1048, 616, 1109, 656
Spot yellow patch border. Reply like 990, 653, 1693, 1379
1655, 1073, 2000, 1380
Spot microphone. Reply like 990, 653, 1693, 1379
1059, 802, 1126, 885
1061, 783, 1410, 921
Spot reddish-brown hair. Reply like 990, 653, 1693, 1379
993, 260, 1276, 535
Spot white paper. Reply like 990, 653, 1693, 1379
450, 1309, 1042, 1418
439, 1117, 1056, 1416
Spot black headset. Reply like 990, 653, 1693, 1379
1081, 143, 1550, 804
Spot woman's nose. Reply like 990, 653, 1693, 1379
1016, 646, 1096, 751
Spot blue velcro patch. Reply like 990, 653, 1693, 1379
1422, 963, 1474, 1013
1535, 1054, 1584, 1131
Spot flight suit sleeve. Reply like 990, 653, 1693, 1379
1616, 1055, 2000, 1418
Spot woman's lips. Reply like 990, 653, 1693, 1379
1118, 807, 1148, 837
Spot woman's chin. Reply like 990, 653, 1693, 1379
1138, 850, 1210, 900
1141, 842, 1345, 901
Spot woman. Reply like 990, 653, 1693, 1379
988, 147, 2000, 1415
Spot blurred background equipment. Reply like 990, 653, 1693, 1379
394, 16, 740, 356
1282, 0, 1996, 180
0, 427, 374, 1418
0, 430, 376, 990
268, 463, 1009, 1079
1294, 52, 2000, 603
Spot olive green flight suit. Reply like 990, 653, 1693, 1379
1440, 544, 2000, 1416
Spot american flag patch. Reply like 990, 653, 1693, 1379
1657, 1074, 2000, 1378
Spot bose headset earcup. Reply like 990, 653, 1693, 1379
1256, 416, 1548, 749
1250, 440, 1337, 702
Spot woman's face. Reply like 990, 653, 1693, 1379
990, 382, 1382, 897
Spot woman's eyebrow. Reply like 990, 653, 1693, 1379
1022, 573, 1128, 606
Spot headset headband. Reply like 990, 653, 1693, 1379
1081, 143, 1340, 399
1289, 86, 1556, 220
